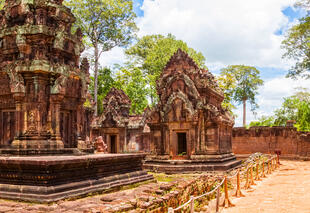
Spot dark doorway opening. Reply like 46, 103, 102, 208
177, 133, 187, 155
110, 135, 117, 153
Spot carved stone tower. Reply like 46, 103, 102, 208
144, 49, 240, 173
0, 0, 90, 151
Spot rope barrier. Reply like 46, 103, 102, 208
244, 167, 252, 190
168, 154, 278, 213
255, 159, 262, 181
233, 170, 245, 198
220, 176, 235, 208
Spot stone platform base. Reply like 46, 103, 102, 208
143, 153, 241, 174
0, 148, 93, 155
0, 153, 153, 203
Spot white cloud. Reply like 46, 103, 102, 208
99, 47, 126, 68
234, 76, 310, 126
137, 0, 297, 69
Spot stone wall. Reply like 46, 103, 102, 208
232, 127, 310, 159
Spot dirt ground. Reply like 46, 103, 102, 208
220, 160, 310, 213
0, 160, 309, 213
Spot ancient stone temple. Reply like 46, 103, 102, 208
0, 0, 91, 152
91, 88, 150, 153
0, 0, 152, 202
143, 49, 240, 173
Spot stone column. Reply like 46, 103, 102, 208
13, 93, 24, 137
11, 92, 25, 148
50, 94, 64, 149
77, 101, 86, 149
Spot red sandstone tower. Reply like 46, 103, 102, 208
144, 49, 240, 173
0, 0, 91, 152
0, 0, 152, 203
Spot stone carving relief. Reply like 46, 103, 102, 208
51, 75, 67, 94
7, 66, 25, 94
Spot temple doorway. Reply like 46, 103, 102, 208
110, 135, 117, 153
177, 133, 187, 155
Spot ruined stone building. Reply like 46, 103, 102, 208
91, 88, 150, 153
143, 49, 240, 173
0, 0, 153, 203
0, 0, 92, 152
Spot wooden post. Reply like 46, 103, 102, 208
261, 160, 266, 178
190, 196, 194, 213
234, 170, 245, 197
255, 160, 262, 181
220, 176, 235, 208
250, 166, 256, 185
267, 160, 271, 174
244, 167, 252, 189
216, 186, 220, 213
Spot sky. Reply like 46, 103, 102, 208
100, 0, 309, 127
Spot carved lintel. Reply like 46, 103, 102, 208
7, 67, 26, 94
51, 75, 67, 95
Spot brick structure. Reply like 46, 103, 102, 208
0, 0, 152, 202
143, 49, 240, 173
0, 0, 92, 152
91, 88, 150, 153
232, 126, 310, 159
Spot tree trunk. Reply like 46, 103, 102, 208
243, 99, 246, 127
94, 39, 99, 117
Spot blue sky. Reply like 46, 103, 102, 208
100, 0, 309, 126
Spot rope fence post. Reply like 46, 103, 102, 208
250, 166, 256, 185
190, 196, 194, 213
216, 184, 220, 213
255, 159, 262, 181
267, 160, 271, 174
261, 160, 266, 178
244, 167, 252, 190
220, 176, 235, 208
234, 169, 245, 197
168, 207, 174, 213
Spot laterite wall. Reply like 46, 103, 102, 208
232, 127, 310, 159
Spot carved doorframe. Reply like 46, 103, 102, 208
1, 110, 15, 148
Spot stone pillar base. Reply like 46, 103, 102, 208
11, 139, 64, 150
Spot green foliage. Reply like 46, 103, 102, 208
88, 65, 148, 115
65, 0, 138, 116
125, 34, 206, 104
282, 1, 310, 79
114, 65, 149, 114
217, 72, 237, 112
296, 101, 310, 131
219, 65, 263, 126
249, 115, 275, 127
220, 65, 263, 111
250, 88, 310, 131
65, 0, 138, 51
89, 67, 116, 115
0, 1, 4, 10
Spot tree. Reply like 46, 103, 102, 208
125, 34, 206, 105
65, 0, 138, 116
114, 65, 148, 114
250, 88, 310, 131
249, 115, 275, 127
89, 67, 116, 115
220, 65, 264, 127
282, 1, 310, 79
217, 72, 237, 113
